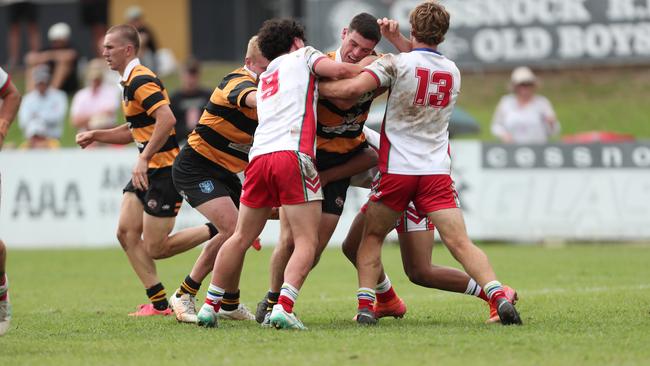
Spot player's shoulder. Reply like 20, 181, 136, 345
220, 67, 255, 86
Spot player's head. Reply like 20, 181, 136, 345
245, 35, 270, 77
339, 13, 381, 64
409, 1, 450, 47
257, 18, 306, 61
103, 24, 140, 72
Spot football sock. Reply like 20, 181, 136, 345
375, 275, 397, 303
205, 283, 225, 311
266, 291, 280, 311
221, 290, 240, 311
205, 223, 218, 239
483, 280, 507, 303
278, 283, 299, 313
177, 275, 201, 297
146, 283, 169, 311
465, 278, 489, 302
357, 287, 376, 311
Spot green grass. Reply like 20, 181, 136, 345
2, 244, 650, 365
3, 65, 650, 148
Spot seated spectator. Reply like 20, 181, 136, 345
125, 5, 158, 72
18, 65, 67, 149
491, 66, 560, 144
24, 22, 79, 95
70, 59, 120, 137
169, 59, 211, 146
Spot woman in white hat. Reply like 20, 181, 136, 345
491, 66, 560, 144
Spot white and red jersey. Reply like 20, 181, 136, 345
364, 49, 461, 175
0, 67, 11, 96
250, 46, 326, 161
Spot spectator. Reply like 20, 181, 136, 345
169, 59, 211, 146
491, 66, 560, 144
24, 22, 79, 95
18, 65, 67, 149
125, 5, 158, 72
3, 0, 40, 69
70, 59, 120, 137
80, 0, 109, 58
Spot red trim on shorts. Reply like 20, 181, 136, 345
363, 69, 381, 88
0, 75, 11, 97
298, 73, 317, 158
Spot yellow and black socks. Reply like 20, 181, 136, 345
177, 275, 201, 297
221, 290, 241, 311
146, 283, 169, 311
266, 291, 280, 311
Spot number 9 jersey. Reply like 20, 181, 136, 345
249, 46, 326, 161
364, 49, 461, 175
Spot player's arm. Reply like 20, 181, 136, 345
243, 90, 257, 108
313, 57, 363, 80
378, 18, 412, 52
133, 104, 176, 189
319, 71, 379, 101
76, 123, 133, 148
0, 79, 21, 149
320, 147, 378, 187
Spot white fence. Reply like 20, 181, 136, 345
1, 141, 649, 248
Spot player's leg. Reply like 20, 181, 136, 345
196, 204, 271, 327
268, 201, 321, 330
0, 239, 10, 336
419, 176, 521, 325
355, 201, 402, 324
256, 208, 292, 324
341, 208, 406, 319
116, 193, 170, 316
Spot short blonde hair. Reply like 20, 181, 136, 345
246, 35, 261, 59
409, 1, 450, 46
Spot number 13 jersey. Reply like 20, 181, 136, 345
250, 46, 326, 161
364, 49, 461, 175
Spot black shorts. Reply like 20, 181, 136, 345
172, 145, 241, 208
316, 143, 368, 216
123, 167, 182, 218
8, 2, 37, 23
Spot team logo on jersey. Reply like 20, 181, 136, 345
335, 196, 345, 208
147, 199, 158, 210
199, 180, 215, 194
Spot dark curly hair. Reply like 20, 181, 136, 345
257, 18, 306, 61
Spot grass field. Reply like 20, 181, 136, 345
3, 65, 650, 148
2, 244, 650, 365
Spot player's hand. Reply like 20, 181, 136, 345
75, 130, 95, 149
378, 18, 401, 41
132, 155, 150, 191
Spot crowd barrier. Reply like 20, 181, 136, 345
2, 141, 649, 248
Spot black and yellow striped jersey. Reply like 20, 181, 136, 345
186, 66, 258, 173
316, 51, 373, 168
121, 61, 178, 171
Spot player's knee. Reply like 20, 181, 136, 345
144, 239, 169, 259
404, 266, 428, 286
341, 241, 356, 264
116, 227, 135, 250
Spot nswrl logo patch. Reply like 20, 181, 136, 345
199, 180, 215, 194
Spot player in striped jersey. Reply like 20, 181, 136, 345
195, 19, 363, 330
168, 36, 269, 323
255, 12, 409, 325
0, 66, 22, 336
76, 25, 216, 317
